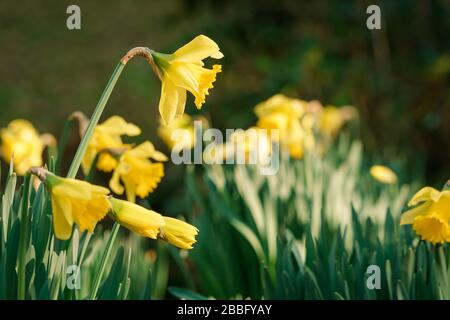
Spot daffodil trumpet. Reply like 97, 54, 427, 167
29, 167, 111, 240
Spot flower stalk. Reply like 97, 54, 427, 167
67, 62, 125, 178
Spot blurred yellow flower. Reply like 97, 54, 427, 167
400, 186, 450, 244
30, 168, 110, 240
160, 217, 199, 249
222, 127, 272, 164
82, 116, 141, 175
109, 141, 167, 202
151, 35, 223, 125
254, 94, 307, 122
158, 114, 208, 151
254, 94, 315, 159
370, 165, 398, 184
318, 105, 357, 137
1, 119, 45, 175
109, 197, 198, 249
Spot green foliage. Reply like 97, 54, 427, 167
0, 163, 157, 300
181, 137, 450, 300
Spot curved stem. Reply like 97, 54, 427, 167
66, 47, 158, 179
67, 62, 125, 178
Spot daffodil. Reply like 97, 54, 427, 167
109, 141, 168, 202
158, 114, 207, 151
400, 186, 450, 244
1, 119, 45, 175
318, 105, 357, 137
370, 165, 398, 184
109, 197, 198, 249
30, 168, 110, 240
109, 197, 164, 239
82, 116, 141, 175
159, 217, 199, 249
255, 94, 315, 159
151, 35, 223, 125
254, 94, 307, 123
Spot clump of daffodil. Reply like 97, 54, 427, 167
370, 165, 398, 184
254, 94, 315, 159
317, 105, 357, 137
151, 35, 223, 125
401, 185, 450, 244
158, 114, 208, 152
1, 119, 55, 175
82, 115, 141, 175
30, 167, 110, 240
110, 141, 168, 203
109, 197, 198, 249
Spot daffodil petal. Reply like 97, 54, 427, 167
51, 196, 73, 240
52, 179, 93, 200
176, 87, 186, 118
109, 168, 124, 195
408, 187, 441, 206
400, 202, 430, 225
172, 35, 223, 63
151, 151, 168, 162
111, 198, 164, 227
98, 116, 141, 136
159, 79, 179, 125
129, 141, 155, 158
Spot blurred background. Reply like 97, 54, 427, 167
0, 0, 449, 206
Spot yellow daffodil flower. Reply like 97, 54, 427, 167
109, 197, 198, 249
158, 114, 208, 152
400, 186, 450, 244
30, 168, 110, 240
254, 94, 307, 123
1, 119, 45, 175
82, 116, 141, 175
151, 35, 223, 125
318, 105, 357, 137
255, 94, 315, 159
109, 141, 168, 202
109, 197, 164, 239
370, 165, 398, 184
159, 217, 199, 249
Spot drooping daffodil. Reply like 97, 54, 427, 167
151, 35, 223, 125
30, 168, 110, 240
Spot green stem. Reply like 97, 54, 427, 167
17, 174, 32, 300
55, 117, 75, 174
88, 222, 120, 300
67, 62, 125, 179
